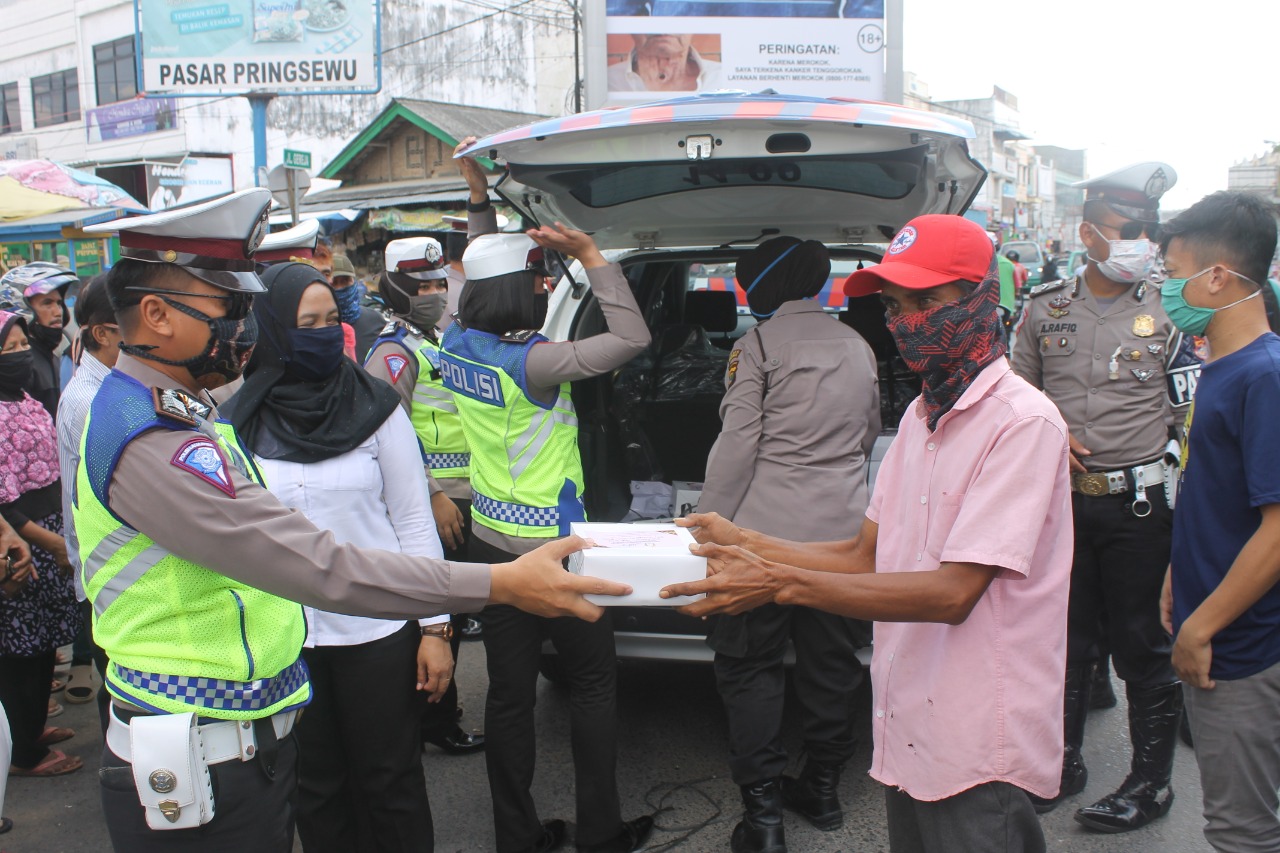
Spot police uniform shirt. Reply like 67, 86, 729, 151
365, 323, 464, 501
101, 353, 490, 619
1010, 275, 1189, 470
698, 300, 880, 541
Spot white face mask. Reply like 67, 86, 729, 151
1088, 224, 1157, 284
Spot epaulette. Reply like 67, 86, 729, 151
1027, 278, 1071, 298
499, 329, 539, 344
153, 387, 212, 427
378, 320, 399, 337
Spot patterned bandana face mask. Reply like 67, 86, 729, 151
886, 259, 1008, 431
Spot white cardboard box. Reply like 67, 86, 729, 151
670, 481, 704, 519
567, 522, 707, 606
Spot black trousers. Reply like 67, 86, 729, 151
422, 498, 471, 741
884, 782, 1045, 853
712, 604, 866, 785
0, 649, 55, 769
296, 623, 433, 853
100, 729, 298, 852
469, 535, 623, 853
1066, 485, 1176, 688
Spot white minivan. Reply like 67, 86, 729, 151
459, 92, 987, 678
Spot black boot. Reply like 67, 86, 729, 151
1030, 663, 1092, 814
731, 779, 786, 853
781, 759, 844, 830
1091, 655, 1118, 710
1075, 682, 1181, 833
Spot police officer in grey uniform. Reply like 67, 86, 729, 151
1011, 162, 1199, 833
78, 190, 629, 852
700, 237, 877, 853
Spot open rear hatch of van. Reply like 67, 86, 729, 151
459, 92, 987, 249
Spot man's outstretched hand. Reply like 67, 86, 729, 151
490, 535, 631, 621
675, 512, 745, 548
660, 542, 783, 617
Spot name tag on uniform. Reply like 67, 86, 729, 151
439, 353, 505, 407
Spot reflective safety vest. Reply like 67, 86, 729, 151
368, 322, 470, 479
440, 325, 585, 538
73, 370, 309, 719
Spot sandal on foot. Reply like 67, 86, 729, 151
63, 664, 95, 705
46, 700, 63, 719
9, 749, 83, 777
37, 726, 74, 746
0, 815, 12, 833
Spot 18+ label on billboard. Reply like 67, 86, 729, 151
136, 0, 381, 95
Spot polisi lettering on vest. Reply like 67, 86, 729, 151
439, 353, 505, 406
1167, 364, 1200, 408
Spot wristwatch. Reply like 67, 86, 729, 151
421, 623, 454, 641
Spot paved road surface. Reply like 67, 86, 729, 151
6, 644, 1211, 852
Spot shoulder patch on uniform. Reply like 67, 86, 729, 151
499, 329, 538, 344
153, 387, 212, 426
1027, 279, 1070, 298
727, 349, 741, 388
171, 437, 235, 497
384, 354, 409, 384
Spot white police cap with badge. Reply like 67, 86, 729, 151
83, 188, 271, 294
1073, 162, 1178, 223
256, 219, 320, 265
385, 237, 448, 282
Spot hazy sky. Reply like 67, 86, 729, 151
902, 0, 1277, 210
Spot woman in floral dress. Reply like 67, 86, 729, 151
0, 310, 80, 776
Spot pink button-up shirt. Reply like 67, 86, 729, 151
865, 359, 1072, 801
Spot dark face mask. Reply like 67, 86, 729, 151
285, 325, 346, 382
333, 283, 365, 325
124, 296, 259, 389
0, 350, 33, 393
534, 292, 549, 329
407, 291, 448, 332
27, 322, 63, 352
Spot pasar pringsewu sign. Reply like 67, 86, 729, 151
136, 0, 381, 94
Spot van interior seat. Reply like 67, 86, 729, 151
683, 290, 739, 347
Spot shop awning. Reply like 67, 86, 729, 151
0, 207, 132, 241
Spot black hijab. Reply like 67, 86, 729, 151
736, 236, 831, 319
225, 263, 400, 463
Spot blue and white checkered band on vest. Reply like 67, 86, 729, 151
113, 659, 310, 715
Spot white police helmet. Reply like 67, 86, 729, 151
385, 237, 447, 281
462, 233, 551, 282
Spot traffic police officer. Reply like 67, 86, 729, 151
77, 189, 627, 852
1011, 162, 1199, 832
364, 235, 485, 755
700, 237, 877, 853
443, 207, 654, 853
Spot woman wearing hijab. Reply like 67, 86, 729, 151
697, 237, 880, 853
0, 310, 81, 777
222, 263, 453, 853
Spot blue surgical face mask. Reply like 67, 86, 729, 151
333, 283, 364, 325
286, 324, 346, 382
1159, 267, 1262, 336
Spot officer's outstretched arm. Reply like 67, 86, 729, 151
490, 536, 631, 621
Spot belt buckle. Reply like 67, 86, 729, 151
1074, 472, 1109, 497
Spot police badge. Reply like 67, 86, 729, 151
1048, 294, 1071, 319
1132, 315, 1156, 337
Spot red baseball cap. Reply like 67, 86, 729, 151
843, 214, 994, 297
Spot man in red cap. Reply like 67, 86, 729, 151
660, 214, 1073, 853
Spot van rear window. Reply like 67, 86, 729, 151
508, 148, 924, 209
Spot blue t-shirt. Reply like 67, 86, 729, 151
1172, 332, 1280, 680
